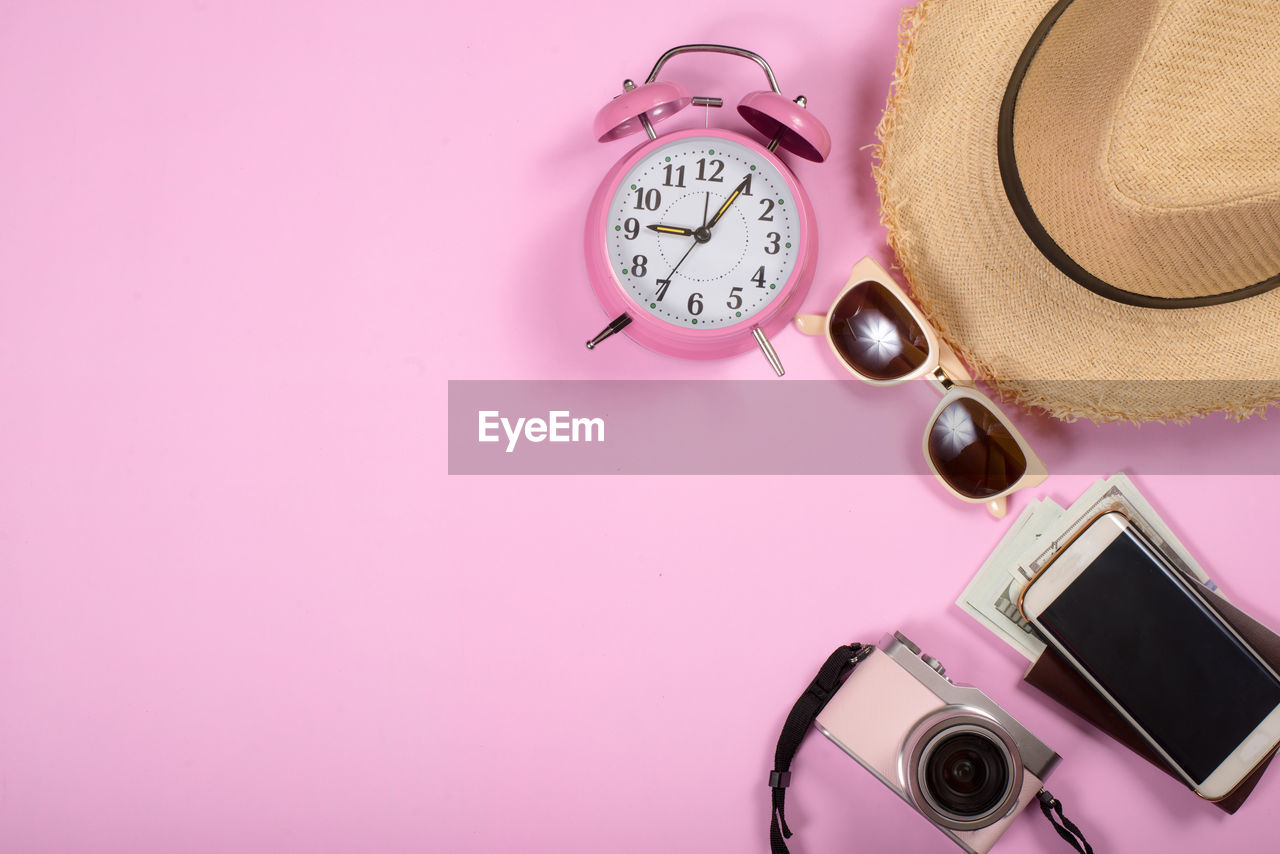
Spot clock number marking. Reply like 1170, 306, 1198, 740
696, 158, 724, 183
607, 142, 801, 328
633, 187, 662, 211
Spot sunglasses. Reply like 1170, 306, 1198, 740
796, 257, 1046, 517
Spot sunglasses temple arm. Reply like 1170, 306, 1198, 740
794, 314, 826, 336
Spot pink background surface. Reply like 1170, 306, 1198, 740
2, 2, 1278, 852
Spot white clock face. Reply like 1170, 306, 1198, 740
605, 136, 801, 329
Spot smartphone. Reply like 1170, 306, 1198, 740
1020, 511, 1280, 800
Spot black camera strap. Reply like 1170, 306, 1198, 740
768, 642, 1094, 854
769, 642, 872, 854
1037, 791, 1094, 854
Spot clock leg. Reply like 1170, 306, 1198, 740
585, 313, 633, 350
753, 327, 785, 376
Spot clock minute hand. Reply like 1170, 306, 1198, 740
705, 176, 751, 230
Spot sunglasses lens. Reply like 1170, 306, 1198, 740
927, 397, 1028, 498
828, 281, 931, 380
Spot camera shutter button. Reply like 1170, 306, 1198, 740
922, 655, 947, 677
893, 631, 922, 654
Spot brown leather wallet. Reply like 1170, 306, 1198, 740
1023, 587, 1280, 813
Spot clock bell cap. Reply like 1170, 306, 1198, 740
594, 81, 691, 142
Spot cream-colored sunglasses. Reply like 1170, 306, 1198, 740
796, 257, 1046, 518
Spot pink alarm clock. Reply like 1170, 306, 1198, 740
583, 44, 830, 375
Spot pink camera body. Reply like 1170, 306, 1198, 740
815, 633, 1059, 854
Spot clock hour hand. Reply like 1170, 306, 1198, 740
646, 224, 698, 237
706, 176, 751, 230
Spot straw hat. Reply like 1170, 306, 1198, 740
874, 0, 1280, 422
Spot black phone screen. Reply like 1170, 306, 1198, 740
1037, 526, 1280, 784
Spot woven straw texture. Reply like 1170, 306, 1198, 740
874, 0, 1280, 422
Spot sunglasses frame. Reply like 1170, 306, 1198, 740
796, 256, 1047, 517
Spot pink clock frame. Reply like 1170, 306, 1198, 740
584, 126, 819, 362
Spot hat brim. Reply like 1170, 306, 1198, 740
874, 0, 1280, 422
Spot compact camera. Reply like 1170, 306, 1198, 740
815, 632, 1060, 854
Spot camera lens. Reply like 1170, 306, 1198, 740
924, 732, 1011, 817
